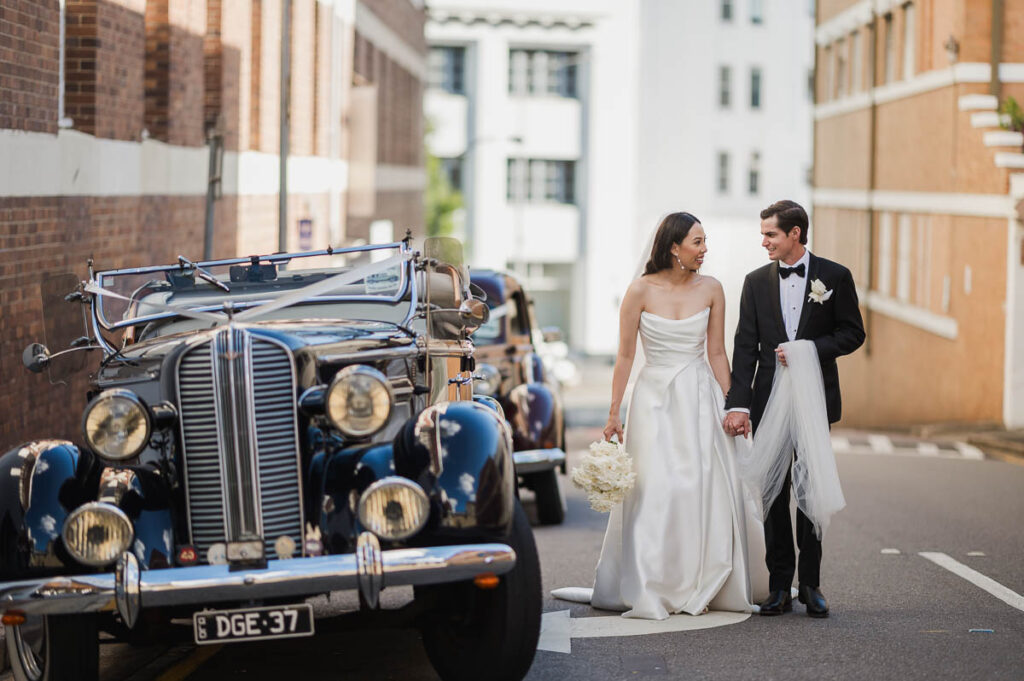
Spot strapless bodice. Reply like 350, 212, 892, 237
639, 308, 709, 367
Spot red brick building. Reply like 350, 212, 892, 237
0, 0, 427, 448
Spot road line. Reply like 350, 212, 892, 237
538, 609, 750, 654
868, 434, 894, 453
881, 548, 901, 555
955, 443, 986, 460
919, 552, 1024, 612
967, 551, 987, 557
917, 442, 940, 456
153, 644, 224, 681
831, 436, 851, 453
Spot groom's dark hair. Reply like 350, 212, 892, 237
761, 200, 808, 245
643, 212, 701, 275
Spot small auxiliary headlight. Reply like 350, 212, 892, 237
62, 502, 134, 567
358, 477, 430, 541
83, 389, 151, 460
473, 363, 501, 397
326, 365, 393, 438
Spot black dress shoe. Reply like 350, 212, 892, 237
798, 585, 829, 618
758, 590, 793, 616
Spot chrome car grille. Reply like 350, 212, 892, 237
178, 327, 304, 563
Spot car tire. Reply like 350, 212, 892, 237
419, 500, 542, 681
530, 469, 565, 525
4, 614, 98, 681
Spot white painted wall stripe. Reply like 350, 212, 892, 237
864, 291, 958, 340
920, 552, 1024, 612
0, 128, 377, 198
813, 187, 1015, 219
376, 164, 427, 192
814, 63, 1024, 120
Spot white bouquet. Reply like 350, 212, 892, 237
570, 439, 637, 513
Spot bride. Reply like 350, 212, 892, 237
588, 212, 768, 619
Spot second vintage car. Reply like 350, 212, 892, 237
470, 270, 567, 525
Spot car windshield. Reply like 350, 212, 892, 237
92, 244, 410, 331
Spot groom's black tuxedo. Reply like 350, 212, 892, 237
725, 252, 865, 593
725, 253, 865, 428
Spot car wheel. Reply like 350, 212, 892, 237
530, 469, 565, 525
419, 500, 542, 681
4, 614, 98, 681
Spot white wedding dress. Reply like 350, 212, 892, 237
589, 308, 769, 619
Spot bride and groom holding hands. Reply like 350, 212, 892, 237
565, 200, 865, 621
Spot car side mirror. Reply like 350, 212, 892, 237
459, 298, 489, 334
22, 343, 50, 373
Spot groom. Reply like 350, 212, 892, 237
722, 200, 865, 618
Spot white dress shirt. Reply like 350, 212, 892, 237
779, 249, 811, 342
727, 249, 811, 416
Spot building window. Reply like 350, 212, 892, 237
883, 13, 894, 84
721, 0, 733, 21
750, 0, 763, 24
428, 46, 465, 94
850, 30, 862, 92
717, 151, 729, 194
439, 157, 463, 192
508, 49, 577, 98
897, 214, 912, 302
719, 65, 731, 108
835, 38, 846, 98
748, 152, 760, 195
902, 2, 916, 80
507, 159, 576, 204
750, 67, 762, 109
878, 212, 892, 295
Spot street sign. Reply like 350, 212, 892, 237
298, 218, 312, 251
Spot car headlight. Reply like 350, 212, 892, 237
326, 365, 393, 437
473, 363, 501, 396
62, 501, 134, 567
83, 389, 151, 460
358, 477, 430, 541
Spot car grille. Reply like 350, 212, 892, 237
177, 327, 304, 563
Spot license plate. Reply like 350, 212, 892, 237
193, 603, 314, 645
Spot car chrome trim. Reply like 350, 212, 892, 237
356, 532, 383, 608
512, 448, 567, 475
0, 544, 516, 616
115, 552, 141, 628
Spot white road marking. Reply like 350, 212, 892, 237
831, 437, 851, 453
916, 442, 940, 456
538, 609, 751, 654
955, 443, 985, 460
920, 552, 1024, 612
868, 434, 895, 453
881, 548, 901, 555
967, 551, 987, 557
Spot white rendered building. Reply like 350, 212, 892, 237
426, 0, 814, 355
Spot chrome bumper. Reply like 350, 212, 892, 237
0, 538, 516, 625
513, 448, 566, 474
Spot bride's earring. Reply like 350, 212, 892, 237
673, 254, 683, 269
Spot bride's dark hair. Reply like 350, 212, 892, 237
642, 212, 701, 275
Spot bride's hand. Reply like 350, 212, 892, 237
603, 416, 624, 443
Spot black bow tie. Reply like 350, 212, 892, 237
779, 263, 806, 279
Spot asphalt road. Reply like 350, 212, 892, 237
3, 426, 1022, 681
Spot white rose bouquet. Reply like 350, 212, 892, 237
570, 439, 637, 513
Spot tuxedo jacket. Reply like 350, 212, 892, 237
725, 253, 866, 427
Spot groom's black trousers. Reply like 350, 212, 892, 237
763, 461, 821, 591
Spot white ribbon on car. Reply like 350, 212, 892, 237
83, 252, 411, 327
733, 340, 845, 539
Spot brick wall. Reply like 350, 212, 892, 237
0, 1, 60, 134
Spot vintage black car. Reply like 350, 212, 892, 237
0, 237, 541, 681
470, 270, 567, 525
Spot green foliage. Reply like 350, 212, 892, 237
424, 117, 463, 239
1000, 96, 1024, 133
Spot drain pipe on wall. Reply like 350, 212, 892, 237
279, 0, 292, 253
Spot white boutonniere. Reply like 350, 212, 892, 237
808, 278, 833, 305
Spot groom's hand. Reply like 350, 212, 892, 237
775, 346, 788, 367
723, 411, 751, 438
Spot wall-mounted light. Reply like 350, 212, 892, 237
943, 35, 960, 64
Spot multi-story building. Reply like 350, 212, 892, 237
0, 0, 427, 448
812, 0, 1024, 427
425, 0, 814, 355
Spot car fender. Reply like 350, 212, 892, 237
504, 383, 563, 451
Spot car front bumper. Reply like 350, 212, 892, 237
0, 536, 515, 626
513, 448, 566, 475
